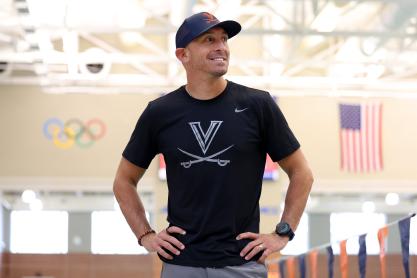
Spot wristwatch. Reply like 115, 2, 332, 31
275, 222, 295, 241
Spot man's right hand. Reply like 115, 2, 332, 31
140, 226, 186, 260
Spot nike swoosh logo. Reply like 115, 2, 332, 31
235, 108, 248, 113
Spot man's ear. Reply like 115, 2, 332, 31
175, 48, 189, 63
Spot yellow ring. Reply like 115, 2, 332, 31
52, 126, 75, 149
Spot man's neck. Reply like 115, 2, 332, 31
185, 77, 227, 100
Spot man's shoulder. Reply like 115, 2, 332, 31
229, 81, 271, 101
148, 87, 185, 108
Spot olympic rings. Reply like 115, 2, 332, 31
43, 117, 106, 149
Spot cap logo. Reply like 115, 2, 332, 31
202, 12, 218, 23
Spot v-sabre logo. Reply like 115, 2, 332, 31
178, 120, 233, 168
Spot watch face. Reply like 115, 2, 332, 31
276, 222, 294, 241
278, 223, 290, 234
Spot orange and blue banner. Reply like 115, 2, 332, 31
377, 226, 389, 278
298, 254, 306, 278
309, 250, 318, 278
358, 234, 367, 278
286, 257, 295, 278
340, 240, 348, 278
326, 246, 334, 278
398, 217, 411, 278
271, 214, 415, 278
279, 259, 286, 278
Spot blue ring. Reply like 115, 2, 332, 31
43, 118, 64, 140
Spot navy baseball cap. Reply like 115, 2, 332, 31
175, 12, 241, 48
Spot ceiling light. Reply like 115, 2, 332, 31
360, 38, 379, 56
385, 192, 399, 206
86, 63, 104, 74
21, 190, 36, 204
361, 201, 375, 214
119, 32, 140, 46
79, 47, 111, 77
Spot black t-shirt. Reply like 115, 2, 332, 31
123, 81, 300, 268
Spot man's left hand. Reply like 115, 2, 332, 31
236, 232, 289, 264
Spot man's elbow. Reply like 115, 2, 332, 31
292, 166, 313, 189
112, 179, 120, 196
113, 177, 125, 196
113, 175, 137, 195
304, 168, 314, 190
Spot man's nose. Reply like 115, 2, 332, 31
213, 39, 228, 51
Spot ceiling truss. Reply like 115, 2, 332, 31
0, 0, 416, 96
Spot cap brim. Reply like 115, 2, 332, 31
194, 20, 242, 42
215, 20, 242, 39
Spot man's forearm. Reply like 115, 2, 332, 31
280, 168, 313, 231
113, 180, 152, 239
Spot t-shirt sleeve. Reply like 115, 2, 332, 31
261, 93, 300, 162
122, 102, 158, 169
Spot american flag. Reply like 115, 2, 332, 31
339, 103, 383, 173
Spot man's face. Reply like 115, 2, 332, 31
183, 27, 230, 77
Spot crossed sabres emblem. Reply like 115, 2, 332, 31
178, 121, 233, 168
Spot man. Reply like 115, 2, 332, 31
113, 12, 313, 278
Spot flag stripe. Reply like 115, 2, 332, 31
378, 104, 384, 170
340, 131, 344, 170
352, 130, 357, 172
375, 104, 381, 171
363, 105, 371, 172
355, 130, 361, 172
358, 129, 363, 172
347, 130, 352, 172
361, 105, 368, 172
371, 104, 376, 171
